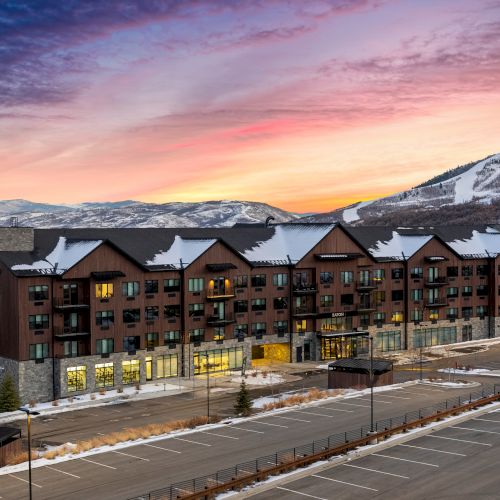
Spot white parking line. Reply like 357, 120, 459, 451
80, 457, 117, 469
356, 398, 392, 404
46, 466, 81, 478
252, 421, 288, 428
143, 443, 181, 453
326, 401, 370, 408
291, 410, 336, 418
451, 426, 500, 435
272, 415, 311, 423
426, 435, 492, 446
398, 444, 466, 456
111, 450, 150, 461
173, 436, 212, 446
373, 393, 411, 400
372, 453, 439, 467
276, 486, 327, 499
312, 474, 378, 491
229, 425, 265, 434
201, 431, 239, 440
343, 463, 409, 478
306, 406, 354, 413
474, 418, 500, 423
8, 474, 42, 488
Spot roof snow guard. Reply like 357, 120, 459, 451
424, 255, 448, 262
315, 253, 362, 261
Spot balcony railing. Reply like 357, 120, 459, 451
292, 283, 318, 295
293, 306, 317, 317
356, 279, 379, 290
206, 287, 235, 300
53, 296, 90, 309
356, 302, 377, 312
425, 298, 447, 307
53, 325, 90, 337
424, 277, 448, 287
206, 313, 235, 326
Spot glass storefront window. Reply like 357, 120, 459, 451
157, 354, 178, 379
95, 362, 114, 388
67, 366, 86, 392
122, 360, 140, 384
193, 347, 243, 375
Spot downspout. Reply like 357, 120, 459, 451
179, 259, 186, 377
51, 277, 56, 401
486, 251, 494, 338
402, 252, 409, 351
287, 254, 293, 363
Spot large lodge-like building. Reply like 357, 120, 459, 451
0, 223, 499, 403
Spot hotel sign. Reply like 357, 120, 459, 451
331, 312, 345, 318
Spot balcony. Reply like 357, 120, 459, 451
293, 306, 317, 317
356, 279, 379, 291
206, 313, 235, 326
356, 302, 377, 312
53, 296, 90, 309
53, 325, 90, 338
424, 277, 448, 288
292, 283, 318, 295
206, 287, 235, 300
425, 298, 447, 307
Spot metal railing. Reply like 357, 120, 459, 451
128, 385, 500, 500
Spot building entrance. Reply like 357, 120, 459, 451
320, 333, 369, 360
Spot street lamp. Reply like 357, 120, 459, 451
369, 336, 374, 433
202, 353, 210, 421
19, 407, 40, 500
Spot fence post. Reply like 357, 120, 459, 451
458, 395, 461, 405
328, 436, 331, 449
445, 400, 447, 410
345, 432, 348, 443
276, 452, 278, 466
470, 393, 472, 403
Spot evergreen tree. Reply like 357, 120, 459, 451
0, 375, 20, 413
234, 380, 252, 416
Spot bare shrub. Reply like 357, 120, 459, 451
117, 387, 124, 394
99, 388, 106, 396
90, 394, 96, 401
51, 400, 59, 407
28, 399, 37, 408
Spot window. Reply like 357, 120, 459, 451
29, 343, 48, 360
164, 330, 181, 343
462, 307, 472, 319
447, 287, 458, 298
320, 295, 333, 307
477, 264, 489, 276
251, 298, 266, 311
341, 271, 353, 284
145, 332, 159, 348
28, 285, 49, 301
296, 319, 307, 333
477, 285, 488, 296
234, 300, 248, 313
157, 354, 178, 378
213, 327, 225, 341
234, 324, 248, 338
96, 283, 114, 299
188, 303, 204, 317
429, 309, 439, 320
123, 308, 140, 323
189, 328, 205, 342
391, 311, 403, 323
411, 289, 423, 301
373, 269, 385, 281
193, 347, 243, 375
145, 306, 159, 320
273, 320, 288, 334
377, 331, 401, 352
410, 267, 423, 279
340, 294, 353, 306
477, 305, 488, 317
188, 278, 204, 292
63, 340, 78, 358
123, 336, 140, 351
122, 360, 140, 384
122, 281, 139, 297
251, 274, 266, 287
446, 307, 458, 319
95, 363, 114, 388
144, 280, 159, 294
462, 324, 473, 342
462, 266, 473, 277
411, 309, 423, 322
251, 322, 266, 335
164, 304, 181, 318
392, 290, 404, 301
273, 297, 288, 310
447, 266, 458, 277
320, 272, 333, 284
96, 310, 114, 327
462, 286, 472, 297
359, 313, 370, 328
392, 268, 404, 279
374, 312, 386, 323
164, 279, 180, 292
67, 366, 86, 392
28, 314, 49, 330
374, 290, 385, 304
96, 338, 114, 354
233, 275, 248, 288
273, 273, 288, 286
414, 327, 457, 348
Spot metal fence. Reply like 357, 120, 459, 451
129, 384, 500, 500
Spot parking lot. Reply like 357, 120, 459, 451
250, 408, 500, 499
0, 383, 486, 499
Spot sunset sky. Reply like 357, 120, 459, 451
1, 0, 500, 213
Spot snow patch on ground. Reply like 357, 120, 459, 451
438, 368, 500, 377
232, 370, 284, 386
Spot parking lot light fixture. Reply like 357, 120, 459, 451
19, 407, 40, 500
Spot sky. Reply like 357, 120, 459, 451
1, 0, 500, 213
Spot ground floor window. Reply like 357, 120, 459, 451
157, 354, 178, 378
67, 366, 86, 392
320, 334, 368, 360
377, 331, 401, 352
462, 324, 472, 342
414, 327, 457, 348
193, 347, 243, 375
95, 362, 114, 388
122, 360, 140, 384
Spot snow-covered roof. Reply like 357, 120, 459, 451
11, 237, 102, 274
368, 231, 433, 259
242, 224, 335, 263
145, 236, 217, 269
448, 228, 500, 256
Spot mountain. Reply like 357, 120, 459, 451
303, 153, 500, 226
0, 200, 298, 228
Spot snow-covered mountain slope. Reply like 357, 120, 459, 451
305, 153, 500, 225
0, 200, 297, 228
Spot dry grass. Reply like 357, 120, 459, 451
28, 399, 37, 408
261, 388, 341, 411
6, 450, 39, 465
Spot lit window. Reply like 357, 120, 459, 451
67, 366, 86, 392
96, 283, 114, 299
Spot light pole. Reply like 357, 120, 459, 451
19, 407, 40, 500
202, 353, 210, 421
420, 346, 423, 381
369, 336, 374, 433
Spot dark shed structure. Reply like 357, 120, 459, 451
328, 358, 393, 389
0, 427, 21, 466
